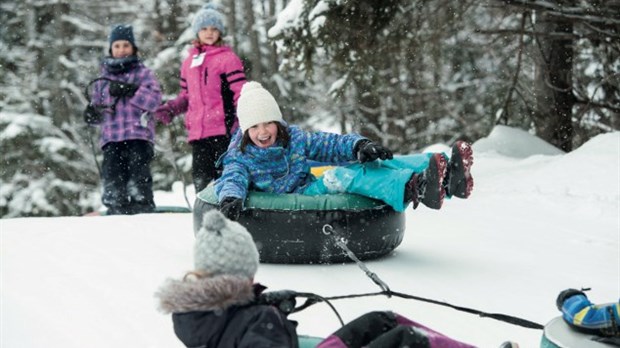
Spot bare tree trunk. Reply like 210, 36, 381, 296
266, 0, 279, 77
242, 0, 263, 80
224, 0, 238, 48
531, 1, 575, 151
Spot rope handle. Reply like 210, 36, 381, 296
318, 224, 543, 330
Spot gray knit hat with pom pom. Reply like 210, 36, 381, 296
194, 210, 259, 279
192, 3, 226, 35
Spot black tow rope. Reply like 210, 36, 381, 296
322, 224, 391, 294
320, 223, 544, 330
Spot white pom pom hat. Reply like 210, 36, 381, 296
236, 81, 284, 133
194, 210, 259, 279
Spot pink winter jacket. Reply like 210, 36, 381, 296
156, 44, 246, 141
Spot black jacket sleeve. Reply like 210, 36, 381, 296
239, 306, 299, 348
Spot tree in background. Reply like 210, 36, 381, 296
270, 0, 618, 152
485, 0, 619, 151
1, 0, 617, 217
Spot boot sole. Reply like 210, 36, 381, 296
449, 141, 474, 198
422, 153, 447, 209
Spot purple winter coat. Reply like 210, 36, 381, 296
155, 44, 246, 141
91, 57, 162, 148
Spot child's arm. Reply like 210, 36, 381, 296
304, 130, 366, 163
223, 52, 247, 107
129, 68, 162, 112
215, 161, 250, 203
557, 288, 620, 334
154, 61, 190, 124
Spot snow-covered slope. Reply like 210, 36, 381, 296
2, 128, 618, 347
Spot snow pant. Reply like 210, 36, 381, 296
317, 311, 475, 348
101, 140, 155, 215
190, 135, 230, 193
303, 154, 435, 212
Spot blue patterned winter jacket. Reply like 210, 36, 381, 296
561, 293, 620, 336
214, 125, 365, 202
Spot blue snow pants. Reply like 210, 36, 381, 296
303, 153, 436, 212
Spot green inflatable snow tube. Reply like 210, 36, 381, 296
193, 183, 406, 264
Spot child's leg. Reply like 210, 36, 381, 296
101, 142, 130, 215
317, 311, 398, 348
304, 162, 413, 212
126, 140, 155, 214
366, 325, 431, 348
445, 141, 474, 199
190, 135, 231, 193
393, 313, 475, 347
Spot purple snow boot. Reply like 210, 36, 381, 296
445, 141, 474, 198
405, 153, 448, 210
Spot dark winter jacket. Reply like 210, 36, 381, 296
156, 274, 298, 348
214, 125, 364, 202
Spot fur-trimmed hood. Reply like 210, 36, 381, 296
155, 274, 255, 314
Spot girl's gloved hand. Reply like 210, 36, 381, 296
356, 141, 394, 163
219, 197, 243, 221
154, 104, 174, 124
109, 81, 139, 98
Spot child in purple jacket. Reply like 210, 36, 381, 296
86, 24, 162, 215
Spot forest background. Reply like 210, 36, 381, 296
1, 0, 618, 218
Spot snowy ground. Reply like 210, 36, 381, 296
2, 126, 619, 347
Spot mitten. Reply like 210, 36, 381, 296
219, 197, 243, 221
109, 81, 139, 98
258, 290, 298, 314
154, 104, 174, 125
556, 288, 586, 310
356, 140, 394, 163
83, 104, 103, 124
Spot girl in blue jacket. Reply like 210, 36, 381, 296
214, 82, 474, 220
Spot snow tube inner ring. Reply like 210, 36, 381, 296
193, 183, 406, 264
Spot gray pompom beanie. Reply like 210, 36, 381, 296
236, 81, 284, 133
194, 210, 259, 279
192, 4, 226, 35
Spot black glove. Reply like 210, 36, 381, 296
258, 290, 298, 314
83, 104, 103, 124
219, 197, 243, 221
556, 288, 586, 310
109, 81, 139, 98
356, 140, 394, 163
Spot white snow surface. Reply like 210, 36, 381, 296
1, 127, 619, 348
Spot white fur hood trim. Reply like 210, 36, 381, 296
155, 274, 255, 314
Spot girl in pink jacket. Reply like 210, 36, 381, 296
155, 4, 246, 192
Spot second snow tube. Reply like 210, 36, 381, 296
540, 317, 616, 348
193, 183, 406, 264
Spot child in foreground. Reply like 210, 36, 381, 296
214, 81, 474, 221
155, 210, 476, 348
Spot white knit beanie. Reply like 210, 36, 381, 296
194, 210, 259, 279
236, 81, 284, 133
